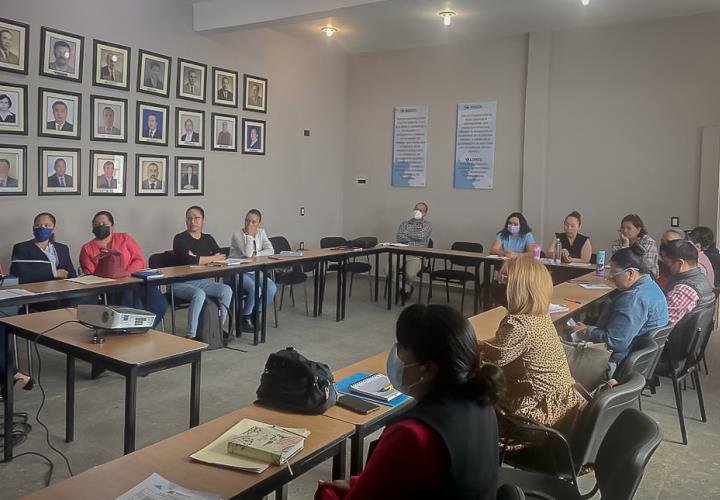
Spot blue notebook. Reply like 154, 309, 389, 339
335, 372, 412, 407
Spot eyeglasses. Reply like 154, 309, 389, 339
186, 216, 202, 221
610, 267, 639, 278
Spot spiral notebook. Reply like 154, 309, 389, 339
349, 373, 402, 402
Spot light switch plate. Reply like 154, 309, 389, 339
670, 217, 679, 227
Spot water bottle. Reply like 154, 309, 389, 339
532, 244, 541, 260
554, 238, 562, 263
596, 250, 606, 277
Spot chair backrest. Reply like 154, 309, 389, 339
448, 241, 484, 268
320, 236, 347, 248
594, 409, 662, 500
665, 304, 715, 375
218, 246, 230, 256
613, 335, 658, 384
496, 484, 526, 500
427, 238, 434, 248
571, 372, 646, 469
269, 236, 291, 253
148, 250, 177, 268
645, 324, 673, 379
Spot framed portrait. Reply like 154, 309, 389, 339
176, 107, 204, 149
38, 87, 81, 140
135, 154, 168, 196
92, 39, 130, 91
211, 113, 237, 152
212, 67, 237, 108
0, 144, 26, 195
177, 59, 206, 103
38, 147, 80, 195
243, 74, 267, 113
40, 26, 84, 82
90, 95, 127, 142
242, 118, 266, 155
0, 81, 27, 135
175, 156, 204, 196
0, 17, 30, 75
136, 101, 169, 146
89, 150, 126, 196
137, 49, 171, 98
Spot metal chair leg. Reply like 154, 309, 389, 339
349, 272, 355, 297
672, 375, 688, 445
367, 271, 373, 300
274, 299, 279, 328
290, 286, 296, 307
693, 370, 707, 423
303, 281, 309, 316
445, 280, 450, 303
279, 285, 286, 311
170, 286, 177, 335
460, 281, 467, 314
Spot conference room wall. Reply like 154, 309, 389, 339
0, 0, 347, 269
342, 35, 529, 251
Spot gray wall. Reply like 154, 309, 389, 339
0, 0, 348, 269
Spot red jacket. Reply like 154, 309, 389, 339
79, 232, 146, 274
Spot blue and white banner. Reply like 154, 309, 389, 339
392, 105, 427, 187
453, 101, 496, 190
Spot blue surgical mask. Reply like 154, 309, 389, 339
33, 227, 53, 242
386, 344, 422, 395
507, 224, 520, 235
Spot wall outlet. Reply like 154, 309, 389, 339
670, 217, 679, 227
299, 241, 305, 250
303, 130, 310, 136
356, 177, 367, 186
300, 207, 305, 216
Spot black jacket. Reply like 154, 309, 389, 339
10, 239, 77, 283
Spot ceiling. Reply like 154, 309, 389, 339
193, 0, 720, 53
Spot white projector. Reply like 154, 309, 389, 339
77, 305, 156, 332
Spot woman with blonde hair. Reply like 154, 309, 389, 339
482, 256, 581, 432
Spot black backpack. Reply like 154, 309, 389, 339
196, 299, 224, 350
256, 347, 337, 414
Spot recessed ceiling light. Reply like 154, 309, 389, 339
321, 26, 337, 37
582, 0, 590, 5
438, 10, 456, 27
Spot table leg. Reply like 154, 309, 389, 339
341, 259, 347, 320
190, 356, 201, 428
386, 251, 393, 310
261, 271, 268, 343
332, 439, 348, 480
66, 355, 75, 443
318, 261, 326, 315
3, 331, 14, 462
253, 270, 260, 346
400, 254, 407, 306
124, 368, 138, 454
395, 253, 401, 305
474, 264, 480, 315
274, 484, 288, 500
374, 253, 380, 302
335, 259, 343, 322
349, 431, 364, 475
235, 274, 242, 338
312, 261, 319, 317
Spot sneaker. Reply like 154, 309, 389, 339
241, 316, 255, 333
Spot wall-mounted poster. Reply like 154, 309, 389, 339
176, 107, 204, 149
40, 26, 84, 82
136, 154, 168, 196
212, 113, 236, 152
92, 39, 130, 91
38, 87, 81, 140
89, 150, 126, 196
0, 144, 26, 195
38, 147, 80, 195
137, 50, 171, 98
175, 157, 203, 196
212, 67, 237, 108
391, 105, 427, 188
453, 101, 496, 190
0, 17, 30, 75
136, 101, 168, 146
243, 74, 267, 113
242, 118, 265, 155
90, 95, 127, 142
0, 81, 27, 135
177, 58, 206, 103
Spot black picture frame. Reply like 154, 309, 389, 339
92, 39, 131, 91
212, 67, 238, 108
89, 149, 127, 196
176, 58, 207, 103
175, 156, 204, 196
0, 81, 28, 135
90, 94, 128, 143
137, 49, 171, 98
243, 74, 267, 113
175, 107, 205, 149
38, 146, 81, 196
211, 112, 237, 152
135, 154, 169, 196
38, 87, 82, 140
135, 100, 169, 146
39, 26, 84, 83
0, 17, 30, 75
242, 118, 266, 155
0, 143, 27, 195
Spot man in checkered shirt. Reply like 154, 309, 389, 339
396, 202, 431, 299
660, 239, 715, 324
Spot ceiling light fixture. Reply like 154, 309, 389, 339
438, 10, 456, 26
321, 26, 337, 37
581, 0, 590, 5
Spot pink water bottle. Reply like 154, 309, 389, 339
532, 245, 541, 260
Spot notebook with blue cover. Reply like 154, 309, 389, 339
335, 372, 412, 407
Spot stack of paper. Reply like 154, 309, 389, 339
116, 473, 220, 500
65, 275, 115, 284
0, 288, 37, 300
549, 303, 569, 314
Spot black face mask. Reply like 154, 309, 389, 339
92, 225, 111, 239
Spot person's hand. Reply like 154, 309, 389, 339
56, 269, 69, 279
619, 232, 630, 248
211, 253, 225, 261
318, 480, 351, 492
561, 249, 571, 263
574, 322, 588, 334
188, 250, 197, 257
244, 225, 257, 237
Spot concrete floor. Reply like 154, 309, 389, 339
1, 276, 719, 499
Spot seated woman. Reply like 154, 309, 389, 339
611, 214, 659, 279
172, 206, 232, 339
546, 211, 592, 263
229, 209, 277, 332
491, 212, 535, 257
316, 304, 504, 500
79, 211, 167, 328
574, 245, 669, 373
482, 256, 581, 434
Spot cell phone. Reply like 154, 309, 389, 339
337, 394, 380, 415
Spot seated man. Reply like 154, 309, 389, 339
657, 228, 684, 288
660, 239, 715, 325
395, 202, 431, 299
687, 226, 716, 287
691, 226, 720, 285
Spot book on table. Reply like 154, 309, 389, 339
349, 373, 402, 402
227, 424, 304, 465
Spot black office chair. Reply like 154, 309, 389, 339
499, 408, 662, 500
496, 484, 526, 500
268, 236, 310, 327
613, 335, 658, 410
320, 236, 373, 303
652, 304, 715, 444
148, 251, 180, 332
427, 242, 483, 313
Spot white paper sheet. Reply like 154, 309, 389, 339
115, 473, 221, 500
65, 275, 116, 284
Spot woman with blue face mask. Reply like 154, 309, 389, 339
491, 212, 535, 257
316, 304, 505, 500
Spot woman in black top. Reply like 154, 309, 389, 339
172, 206, 233, 338
546, 211, 592, 263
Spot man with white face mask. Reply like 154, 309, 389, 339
396, 202, 432, 299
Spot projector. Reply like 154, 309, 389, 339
77, 305, 156, 332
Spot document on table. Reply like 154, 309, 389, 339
217, 258, 252, 265
549, 303, 569, 313
577, 283, 612, 290
115, 473, 221, 500
0, 288, 37, 300
65, 275, 116, 284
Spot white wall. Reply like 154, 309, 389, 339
0, 0, 347, 269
